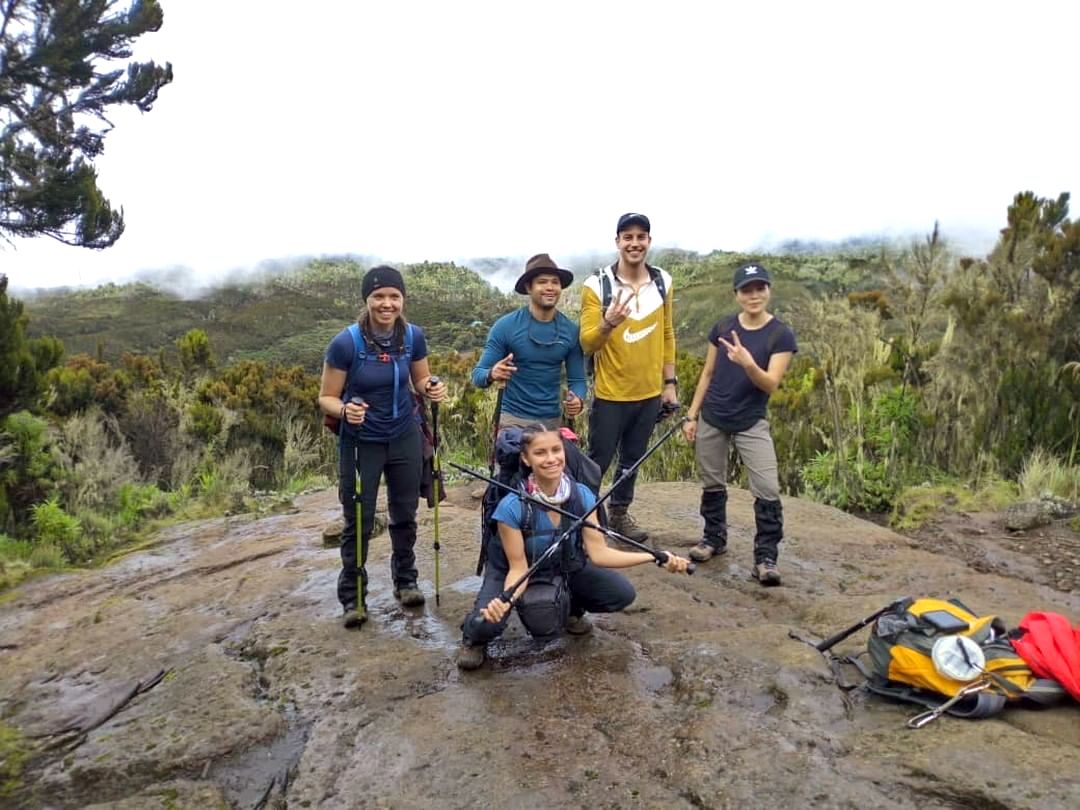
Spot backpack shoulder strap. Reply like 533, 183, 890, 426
343, 323, 367, 394
594, 266, 613, 310
404, 323, 415, 360
647, 264, 667, 301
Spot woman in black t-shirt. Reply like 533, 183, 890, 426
681, 263, 797, 586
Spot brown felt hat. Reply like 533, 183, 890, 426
514, 253, 574, 295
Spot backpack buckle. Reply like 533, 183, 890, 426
378, 352, 390, 363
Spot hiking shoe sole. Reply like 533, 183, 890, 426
394, 587, 426, 607
456, 644, 486, 670
688, 542, 727, 562
342, 605, 367, 628
566, 615, 593, 636
753, 563, 782, 587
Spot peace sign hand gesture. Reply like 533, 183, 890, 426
603, 289, 631, 329
717, 331, 755, 369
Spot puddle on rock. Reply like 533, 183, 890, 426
448, 574, 483, 594
368, 586, 458, 651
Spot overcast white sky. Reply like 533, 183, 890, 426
3, 0, 1078, 292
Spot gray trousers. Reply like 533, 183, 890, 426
695, 418, 781, 500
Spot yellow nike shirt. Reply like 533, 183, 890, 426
580, 265, 675, 401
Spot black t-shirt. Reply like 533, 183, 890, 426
701, 315, 797, 433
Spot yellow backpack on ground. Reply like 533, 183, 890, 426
862, 597, 1065, 718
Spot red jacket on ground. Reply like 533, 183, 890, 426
1012, 611, 1080, 701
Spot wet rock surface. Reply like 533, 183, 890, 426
1, 483, 1078, 809
1004, 498, 1079, 532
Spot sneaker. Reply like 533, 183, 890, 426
566, 614, 593, 636
342, 603, 367, 629
394, 584, 426, 607
688, 541, 727, 562
608, 506, 649, 543
752, 560, 782, 587
455, 643, 486, 670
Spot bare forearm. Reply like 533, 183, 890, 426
588, 546, 654, 569
686, 371, 712, 419
744, 362, 779, 394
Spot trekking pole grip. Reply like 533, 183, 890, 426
655, 550, 695, 575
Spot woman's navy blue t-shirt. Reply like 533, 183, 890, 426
325, 323, 429, 441
701, 316, 797, 433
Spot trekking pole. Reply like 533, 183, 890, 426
468, 416, 689, 627
426, 376, 443, 606
488, 381, 506, 478
815, 597, 910, 652
443, 459, 694, 574
349, 396, 368, 615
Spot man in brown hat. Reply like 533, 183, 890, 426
471, 253, 586, 428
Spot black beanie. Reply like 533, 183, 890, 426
361, 265, 406, 300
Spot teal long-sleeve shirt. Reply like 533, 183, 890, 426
471, 308, 587, 420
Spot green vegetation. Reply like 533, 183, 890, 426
24, 258, 517, 369
2, 191, 1079, 590
0, 1, 173, 248
0, 721, 28, 799
890, 478, 1017, 532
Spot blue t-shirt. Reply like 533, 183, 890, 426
702, 315, 797, 432
325, 323, 429, 441
487, 482, 596, 571
471, 308, 587, 420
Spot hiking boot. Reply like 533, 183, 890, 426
342, 603, 367, 629
455, 643, 486, 670
566, 614, 593, 636
688, 540, 727, 562
394, 584, 426, 607
608, 505, 648, 543
752, 560, 782, 587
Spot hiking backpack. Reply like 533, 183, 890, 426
594, 262, 667, 310
323, 322, 416, 434
857, 597, 1065, 718
476, 426, 602, 575
323, 323, 443, 506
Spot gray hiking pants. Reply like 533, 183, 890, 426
695, 418, 781, 501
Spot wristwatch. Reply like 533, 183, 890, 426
664, 377, 678, 387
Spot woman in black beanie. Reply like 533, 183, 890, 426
318, 265, 447, 628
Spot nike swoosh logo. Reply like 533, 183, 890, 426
623, 323, 657, 344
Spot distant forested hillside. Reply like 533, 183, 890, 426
24, 248, 884, 367
24, 259, 517, 371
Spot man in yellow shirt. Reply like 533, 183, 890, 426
579, 213, 677, 542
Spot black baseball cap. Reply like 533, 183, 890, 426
733, 263, 772, 290
616, 213, 651, 234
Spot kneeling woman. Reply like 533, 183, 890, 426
456, 424, 690, 670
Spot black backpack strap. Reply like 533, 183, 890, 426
646, 264, 666, 301
597, 265, 614, 309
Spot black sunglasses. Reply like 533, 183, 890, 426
527, 318, 565, 348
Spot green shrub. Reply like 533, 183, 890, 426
196, 451, 252, 510
0, 533, 33, 561
1018, 448, 1080, 501
56, 409, 141, 513
802, 450, 897, 513
30, 497, 86, 563
186, 401, 224, 444
0, 411, 63, 536
116, 482, 171, 528
28, 542, 65, 569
